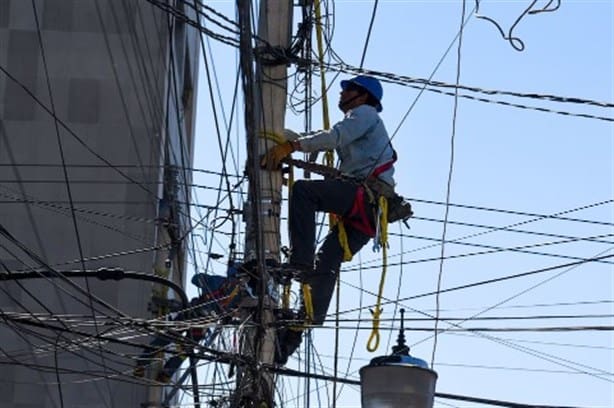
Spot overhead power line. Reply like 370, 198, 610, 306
270, 365, 584, 408
321, 63, 614, 123
339, 253, 614, 317
130, 0, 614, 124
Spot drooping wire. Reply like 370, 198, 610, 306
94, 0, 149, 181
397, 231, 614, 266
271, 364, 589, 408
475, 0, 561, 51
194, 9, 243, 276
332, 255, 614, 383
29, 3, 114, 405
324, 62, 614, 123
358, 0, 379, 69
432, 0, 467, 368
337, 252, 614, 320
167, 8, 203, 284
346, 198, 614, 271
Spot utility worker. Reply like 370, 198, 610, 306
262, 75, 396, 365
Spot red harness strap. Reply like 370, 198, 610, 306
344, 186, 376, 236
343, 154, 397, 237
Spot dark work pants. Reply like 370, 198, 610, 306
289, 179, 372, 326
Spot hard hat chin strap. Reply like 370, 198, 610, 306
338, 93, 364, 111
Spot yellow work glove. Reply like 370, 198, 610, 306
261, 141, 294, 170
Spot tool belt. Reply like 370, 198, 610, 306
344, 162, 413, 236
283, 157, 414, 229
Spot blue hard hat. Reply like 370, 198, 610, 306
340, 75, 383, 112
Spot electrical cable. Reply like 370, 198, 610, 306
270, 364, 585, 408
346, 198, 614, 271
396, 231, 614, 266
167, 9, 203, 286
432, 0, 468, 368
337, 252, 614, 318
0, 60, 218, 247
94, 0, 149, 182
193, 7, 243, 277
412, 215, 614, 246
115, 0, 167, 141
30, 4, 115, 404
5, 1, 606, 406
358, 0, 379, 69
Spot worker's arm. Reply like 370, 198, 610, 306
296, 105, 378, 152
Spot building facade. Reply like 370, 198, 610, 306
0, 0, 200, 406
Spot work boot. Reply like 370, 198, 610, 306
275, 328, 304, 365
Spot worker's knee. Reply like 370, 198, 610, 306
292, 179, 310, 198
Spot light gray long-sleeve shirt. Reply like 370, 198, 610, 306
297, 105, 395, 186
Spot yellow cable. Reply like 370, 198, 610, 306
228, 285, 239, 300
302, 283, 314, 324
367, 196, 389, 352
314, 0, 330, 131
324, 150, 334, 167
282, 283, 291, 310
259, 130, 286, 144
314, 0, 345, 249
336, 221, 353, 262
290, 283, 314, 331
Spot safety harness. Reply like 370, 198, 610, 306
339, 156, 396, 351
278, 154, 412, 352
282, 155, 409, 352
342, 152, 397, 239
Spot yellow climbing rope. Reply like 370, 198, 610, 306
367, 195, 389, 352
259, 130, 285, 145
335, 216, 353, 261
312, 0, 354, 263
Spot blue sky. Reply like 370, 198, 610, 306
189, 1, 613, 406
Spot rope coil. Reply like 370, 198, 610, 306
367, 195, 388, 352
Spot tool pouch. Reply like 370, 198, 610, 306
386, 194, 413, 223
364, 179, 413, 224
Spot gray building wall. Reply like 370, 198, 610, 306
0, 0, 199, 406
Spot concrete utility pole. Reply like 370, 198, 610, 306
236, 0, 293, 406
243, 2, 293, 263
